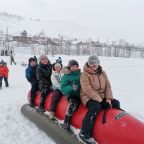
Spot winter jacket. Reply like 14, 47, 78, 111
25, 64, 38, 83
36, 63, 52, 90
60, 66, 81, 100
80, 63, 113, 106
0, 65, 4, 77
3, 65, 9, 78
51, 70, 63, 90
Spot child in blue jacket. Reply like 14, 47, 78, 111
25, 57, 39, 107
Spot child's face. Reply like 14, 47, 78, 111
69, 65, 79, 72
30, 61, 36, 67
54, 66, 61, 72
40, 58, 48, 65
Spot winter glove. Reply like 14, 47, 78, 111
101, 99, 111, 109
68, 97, 80, 112
72, 83, 78, 91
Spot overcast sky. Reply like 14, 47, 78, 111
0, 0, 144, 44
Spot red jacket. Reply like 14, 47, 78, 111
0, 65, 4, 77
0, 65, 9, 78
3, 66, 9, 78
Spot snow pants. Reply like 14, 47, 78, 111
39, 85, 52, 109
0, 77, 9, 88
30, 81, 39, 105
50, 89, 63, 112
81, 99, 120, 137
64, 97, 81, 126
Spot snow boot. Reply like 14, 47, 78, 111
30, 97, 35, 108
6, 83, 9, 87
63, 115, 71, 132
37, 96, 46, 112
79, 131, 96, 144
37, 103, 45, 112
29, 102, 35, 108
37, 107, 45, 112
49, 111, 55, 120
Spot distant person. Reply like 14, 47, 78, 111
1, 49, 4, 56
49, 58, 63, 119
10, 53, 16, 65
9, 49, 13, 56
61, 60, 81, 131
0, 60, 9, 89
79, 55, 120, 144
25, 57, 39, 107
36, 55, 52, 112
5, 50, 8, 56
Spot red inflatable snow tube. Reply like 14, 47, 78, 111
28, 91, 144, 144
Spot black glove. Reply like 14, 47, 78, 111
101, 100, 110, 109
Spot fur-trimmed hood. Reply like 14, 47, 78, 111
61, 66, 81, 74
61, 66, 71, 74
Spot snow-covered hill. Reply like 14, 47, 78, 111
0, 12, 94, 40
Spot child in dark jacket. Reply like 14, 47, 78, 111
25, 57, 39, 107
36, 55, 52, 112
61, 60, 81, 131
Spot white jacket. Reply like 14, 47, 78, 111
51, 70, 63, 90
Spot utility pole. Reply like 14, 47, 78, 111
60, 36, 63, 54
6, 26, 9, 51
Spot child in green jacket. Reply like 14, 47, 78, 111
61, 60, 81, 131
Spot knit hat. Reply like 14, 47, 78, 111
56, 57, 62, 64
68, 60, 79, 68
39, 55, 48, 62
88, 55, 100, 66
28, 57, 35, 64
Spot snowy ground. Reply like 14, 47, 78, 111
0, 52, 144, 144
